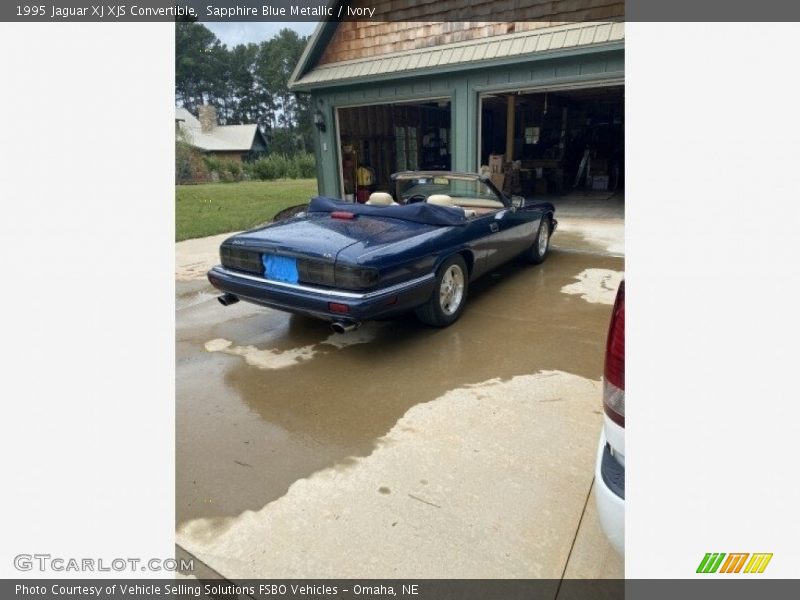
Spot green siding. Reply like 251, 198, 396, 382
309, 48, 623, 198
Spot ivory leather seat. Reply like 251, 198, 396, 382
426, 194, 455, 207
427, 194, 477, 218
366, 192, 396, 206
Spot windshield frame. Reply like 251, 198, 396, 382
390, 172, 509, 208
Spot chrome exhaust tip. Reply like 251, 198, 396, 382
330, 321, 359, 334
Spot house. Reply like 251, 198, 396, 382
175, 105, 268, 162
289, 1, 624, 200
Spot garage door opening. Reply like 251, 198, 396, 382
337, 100, 451, 201
480, 85, 624, 200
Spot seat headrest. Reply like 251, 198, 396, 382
366, 192, 395, 206
427, 194, 454, 207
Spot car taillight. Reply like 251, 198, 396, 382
603, 281, 625, 427
334, 264, 379, 290
220, 245, 262, 275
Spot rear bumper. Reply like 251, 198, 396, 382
595, 429, 625, 556
207, 266, 436, 322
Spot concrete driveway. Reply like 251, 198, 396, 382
175, 209, 624, 579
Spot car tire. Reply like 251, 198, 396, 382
415, 255, 469, 327
524, 215, 552, 265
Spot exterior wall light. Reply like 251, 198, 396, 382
314, 110, 326, 132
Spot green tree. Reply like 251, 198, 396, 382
228, 43, 274, 128
175, 21, 225, 111
256, 29, 312, 153
175, 24, 312, 155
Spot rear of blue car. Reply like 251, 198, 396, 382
208, 258, 436, 327
207, 212, 441, 327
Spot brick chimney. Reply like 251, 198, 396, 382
197, 105, 217, 133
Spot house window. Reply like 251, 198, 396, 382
525, 126, 541, 145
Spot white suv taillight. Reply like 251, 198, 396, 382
603, 281, 625, 428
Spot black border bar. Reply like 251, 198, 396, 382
6, 579, 800, 600
3, 1, 800, 23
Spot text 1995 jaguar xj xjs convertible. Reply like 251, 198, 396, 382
208, 172, 556, 332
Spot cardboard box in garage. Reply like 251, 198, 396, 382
491, 173, 505, 191
488, 153, 504, 173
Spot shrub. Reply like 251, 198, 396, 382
242, 161, 257, 180
250, 155, 280, 180
248, 152, 316, 181
175, 140, 210, 184
225, 160, 242, 180
201, 155, 221, 174
202, 155, 245, 183
295, 152, 316, 179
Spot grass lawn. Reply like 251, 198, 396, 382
176, 179, 318, 241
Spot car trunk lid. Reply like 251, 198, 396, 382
219, 213, 437, 288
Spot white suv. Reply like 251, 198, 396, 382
595, 280, 625, 555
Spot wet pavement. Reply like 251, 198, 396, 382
176, 216, 624, 578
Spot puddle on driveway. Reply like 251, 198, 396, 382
319, 325, 379, 349
177, 370, 602, 578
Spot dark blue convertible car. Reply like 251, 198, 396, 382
208, 172, 556, 332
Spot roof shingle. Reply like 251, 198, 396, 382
290, 21, 624, 91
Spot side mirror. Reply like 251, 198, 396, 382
511, 195, 525, 209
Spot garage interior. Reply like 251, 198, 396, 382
337, 100, 451, 200
481, 85, 624, 200
334, 85, 623, 204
